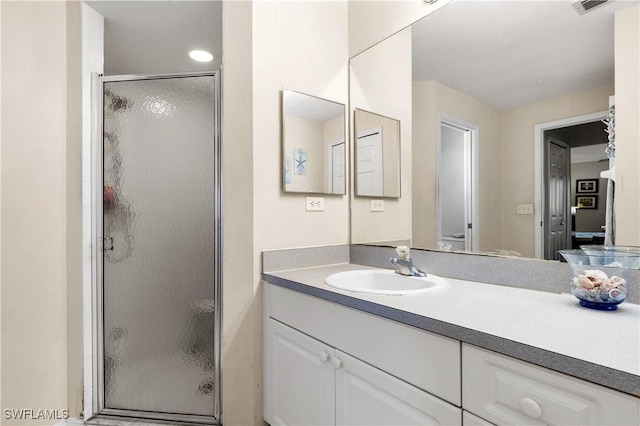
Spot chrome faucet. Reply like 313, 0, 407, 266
390, 246, 427, 277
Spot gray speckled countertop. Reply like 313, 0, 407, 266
263, 263, 640, 398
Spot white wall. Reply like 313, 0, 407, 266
350, 27, 412, 244
80, 2, 104, 417
614, 4, 640, 245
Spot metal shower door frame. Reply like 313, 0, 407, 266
91, 71, 222, 425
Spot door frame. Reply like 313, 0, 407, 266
436, 112, 479, 252
91, 71, 222, 425
533, 110, 607, 259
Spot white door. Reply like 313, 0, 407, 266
356, 128, 384, 196
330, 141, 346, 194
335, 350, 462, 426
438, 120, 475, 251
545, 137, 570, 260
267, 320, 335, 426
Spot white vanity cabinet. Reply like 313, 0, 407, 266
264, 284, 462, 426
267, 319, 462, 425
462, 411, 494, 426
267, 319, 335, 426
462, 344, 640, 425
264, 282, 640, 426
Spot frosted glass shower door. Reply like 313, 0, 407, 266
101, 75, 219, 421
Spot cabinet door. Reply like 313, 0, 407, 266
335, 350, 461, 426
463, 411, 495, 426
266, 319, 335, 426
463, 344, 640, 425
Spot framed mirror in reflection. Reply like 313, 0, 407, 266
354, 108, 401, 198
349, 0, 639, 259
282, 88, 346, 195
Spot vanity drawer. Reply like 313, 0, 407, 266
462, 344, 640, 425
267, 284, 461, 406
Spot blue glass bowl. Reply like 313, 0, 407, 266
559, 249, 639, 311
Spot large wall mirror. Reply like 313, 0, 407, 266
282, 88, 346, 195
354, 108, 401, 198
349, 0, 638, 259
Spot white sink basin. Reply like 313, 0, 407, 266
325, 269, 449, 295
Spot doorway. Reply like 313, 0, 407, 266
534, 111, 609, 259
437, 113, 478, 252
94, 73, 221, 424
544, 136, 571, 260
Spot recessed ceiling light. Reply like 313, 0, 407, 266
189, 50, 213, 63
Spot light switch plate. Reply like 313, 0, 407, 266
371, 199, 385, 212
516, 204, 534, 215
306, 196, 324, 212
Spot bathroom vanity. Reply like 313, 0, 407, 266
262, 261, 640, 426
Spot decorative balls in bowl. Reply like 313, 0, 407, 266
559, 248, 639, 311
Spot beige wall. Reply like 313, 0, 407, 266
253, 1, 349, 254
284, 116, 325, 192
250, 0, 349, 423
500, 85, 613, 257
221, 1, 259, 424
348, 0, 452, 57
350, 27, 412, 244
412, 81, 502, 252
614, 4, 640, 245
0, 1, 80, 423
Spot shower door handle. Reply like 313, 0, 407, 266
104, 237, 114, 251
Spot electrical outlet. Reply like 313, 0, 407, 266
370, 199, 385, 212
516, 204, 534, 215
305, 196, 324, 212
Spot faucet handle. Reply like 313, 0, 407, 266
395, 245, 410, 260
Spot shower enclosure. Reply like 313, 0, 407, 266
93, 72, 221, 424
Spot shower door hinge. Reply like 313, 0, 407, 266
104, 237, 114, 251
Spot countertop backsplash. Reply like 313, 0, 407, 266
262, 244, 640, 305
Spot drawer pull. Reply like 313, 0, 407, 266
332, 357, 343, 369
319, 351, 330, 363
520, 397, 543, 419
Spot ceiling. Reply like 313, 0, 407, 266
285, 90, 345, 121
86, 0, 222, 75
412, 0, 638, 109
571, 143, 609, 163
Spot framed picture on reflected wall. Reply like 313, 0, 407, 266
576, 179, 598, 193
576, 195, 598, 209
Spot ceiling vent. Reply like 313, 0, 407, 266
573, 0, 609, 14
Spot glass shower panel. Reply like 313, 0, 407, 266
102, 76, 216, 417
